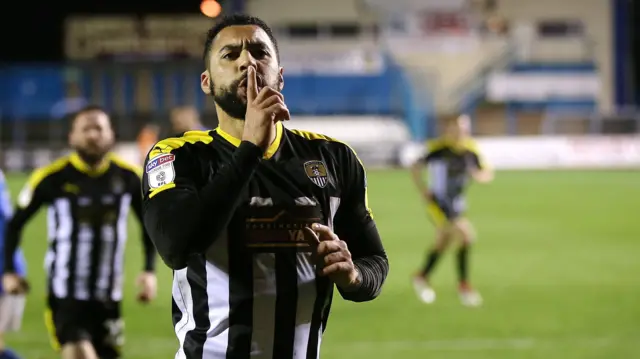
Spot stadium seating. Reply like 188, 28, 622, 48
0, 57, 412, 120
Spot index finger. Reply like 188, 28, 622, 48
246, 66, 258, 103
303, 226, 320, 244
310, 223, 339, 241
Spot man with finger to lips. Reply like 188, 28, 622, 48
141, 14, 389, 359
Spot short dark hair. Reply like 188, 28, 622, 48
69, 104, 109, 129
203, 14, 280, 66
72, 104, 107, 121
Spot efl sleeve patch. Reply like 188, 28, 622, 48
146, 154, 176, 189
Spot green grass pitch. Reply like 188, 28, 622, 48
4, 169, 640, 359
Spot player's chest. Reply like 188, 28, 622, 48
211, 155, 341, 253
51, 174, 128, 220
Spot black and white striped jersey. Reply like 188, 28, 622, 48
418, 138, 487, 199
142, 122, 388, 359
3, 152, 156, 302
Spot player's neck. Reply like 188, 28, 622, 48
73, 151, 108, 168
217, 115, 277, 145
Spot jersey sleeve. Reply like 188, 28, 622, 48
142, 134, 264, 270
3, 167, 51, 272
332, 144, 388, 302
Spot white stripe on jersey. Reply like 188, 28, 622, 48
95, 225, 116, 301
202, 230, 231, 358
428, 160, 448, 197
52, 199, 72, 298
111, 193, 131, 301
173, 267, 196, 359
75, 223, 94, 300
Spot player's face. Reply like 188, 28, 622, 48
201, 25, 283, 120
69, 110, 115, 161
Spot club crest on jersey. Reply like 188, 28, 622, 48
303, 160, 328, 188
146, 154, 176, 189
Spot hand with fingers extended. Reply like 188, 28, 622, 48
303, 223, 361, 291
242, 66, 290, 151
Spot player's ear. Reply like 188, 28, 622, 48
278, 67, 284, 91
201, 71, 212, 95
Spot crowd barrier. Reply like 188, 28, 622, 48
400, 135, 640, 170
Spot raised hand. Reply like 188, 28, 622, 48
242, 66, 290, 151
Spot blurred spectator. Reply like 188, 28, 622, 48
170, 106, 206, 133
137, 123, 161, 163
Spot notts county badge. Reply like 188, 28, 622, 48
303, 160, 328, 188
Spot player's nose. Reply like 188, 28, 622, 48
237, 50, 257, 73
85, 130, 101, 143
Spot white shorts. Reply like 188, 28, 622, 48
0, 294, 26, 332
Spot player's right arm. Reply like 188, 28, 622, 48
2, 168, 50, 274
142, 138, 264, 270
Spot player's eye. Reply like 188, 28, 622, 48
222, 52, 239, 60
251, 49, 268, 59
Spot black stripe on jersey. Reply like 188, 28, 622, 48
321, 288, 334, 333
306, 277, 331, 359
106, 223, 118, 300
227, 220, 254, 359
272, 251, 298, 358
183, 256, 210, 359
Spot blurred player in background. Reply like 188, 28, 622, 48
1, 105, 158, 359
169, 106, 206, 132
0, 169, 26, 359
410, 114, 493, 307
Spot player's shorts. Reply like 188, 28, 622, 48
0, 294, 26, 332
45, 296, 124, 359
426, 195, 466, 228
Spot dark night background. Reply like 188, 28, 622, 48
0, 0, 206, 62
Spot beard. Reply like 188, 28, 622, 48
211, 79, 248, 120
75, 147, 109, 165
211, 76, 281, 120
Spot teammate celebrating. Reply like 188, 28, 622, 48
1, 105, 158, 359
0, 169, 26, 359
410, 114, 493, 307
142, 14, 389, 359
